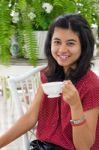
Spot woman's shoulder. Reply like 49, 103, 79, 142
40, 67, 48, 83
76, 69, 99, 90
85, 69, 99, 85
76, 70, 99, 110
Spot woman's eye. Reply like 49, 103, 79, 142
67, 42, 75, 46
53, 40, 61, 45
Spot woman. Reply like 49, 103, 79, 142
0, 13, 99, 150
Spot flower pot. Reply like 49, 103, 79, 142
10, 35, 19, 58
36, 31, 47, 59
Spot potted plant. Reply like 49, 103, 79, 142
31, 0, 99, 57
30, 0, 99, 30
0, 0, 99, 65
0, 0, 38, 65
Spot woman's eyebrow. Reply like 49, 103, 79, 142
52, 38, 78, 43
52, 37, 60, 40
67, 39, 77, 42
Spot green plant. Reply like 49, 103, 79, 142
0, 1, 14, 64
16, 1, 38, 65
75, 0, 99, 36
0, 0, 38, 65
0, 0, 99, 65
30, 0, 99, 31
31, 0, 76, 30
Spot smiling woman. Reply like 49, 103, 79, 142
0, 13, 99, 150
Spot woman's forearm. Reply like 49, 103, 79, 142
72, 124, 94, 150
0, 112, 35, 148
70, 103, 94, 150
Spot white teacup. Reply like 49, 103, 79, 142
42, 81, 63, 98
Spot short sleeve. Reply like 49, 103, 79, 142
76, 70, 99, 111
40, 71, 47, 83
81, 85, 99, 111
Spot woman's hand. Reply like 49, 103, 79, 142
62, 80, 81, 107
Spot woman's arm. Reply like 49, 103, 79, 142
70, 103, 98, 150
0, 83, 44, 148
62, 80, 99, 150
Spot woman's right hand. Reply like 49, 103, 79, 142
0, 83, 43, 148
62, 80, 81, 107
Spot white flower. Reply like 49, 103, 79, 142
91, 24, 97, 28
12, 16, 19, 23
10, 10, 15, 17
8, 3, 12, 7
42, 2, 53, 13
28, 12, 36, 20
10, 10, 19, 17
77, 11, 81, 14
10, 11, 19, 23
76, 3, 83, 7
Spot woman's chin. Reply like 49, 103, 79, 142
57, 60, 69, 67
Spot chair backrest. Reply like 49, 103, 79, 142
8, 64, 46, 115
7, 64, 46, 150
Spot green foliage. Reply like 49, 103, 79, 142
17, 2, 38, 65
0, 0, 99, 65
31, 0, 76, 30
74, 0, 99, 25
31, 0, 99, 31
74, 0, 99, 36
0, 1, 14, 64
0, 0, 38, 65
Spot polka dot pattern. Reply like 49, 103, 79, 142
36, 70, 99, 150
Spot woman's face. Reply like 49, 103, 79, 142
51, 27, 81, 72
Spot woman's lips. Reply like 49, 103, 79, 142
58, 55, 70, 60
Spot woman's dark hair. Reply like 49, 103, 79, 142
44, 13, 95, 84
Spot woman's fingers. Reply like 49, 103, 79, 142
62, 80, 80, 106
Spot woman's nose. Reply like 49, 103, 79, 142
59, 43, 68, 53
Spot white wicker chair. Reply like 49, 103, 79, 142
7, 64, 46, 150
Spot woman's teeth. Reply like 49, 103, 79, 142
59, 55, 69, 60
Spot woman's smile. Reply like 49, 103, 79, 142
58, 53, 70, 61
